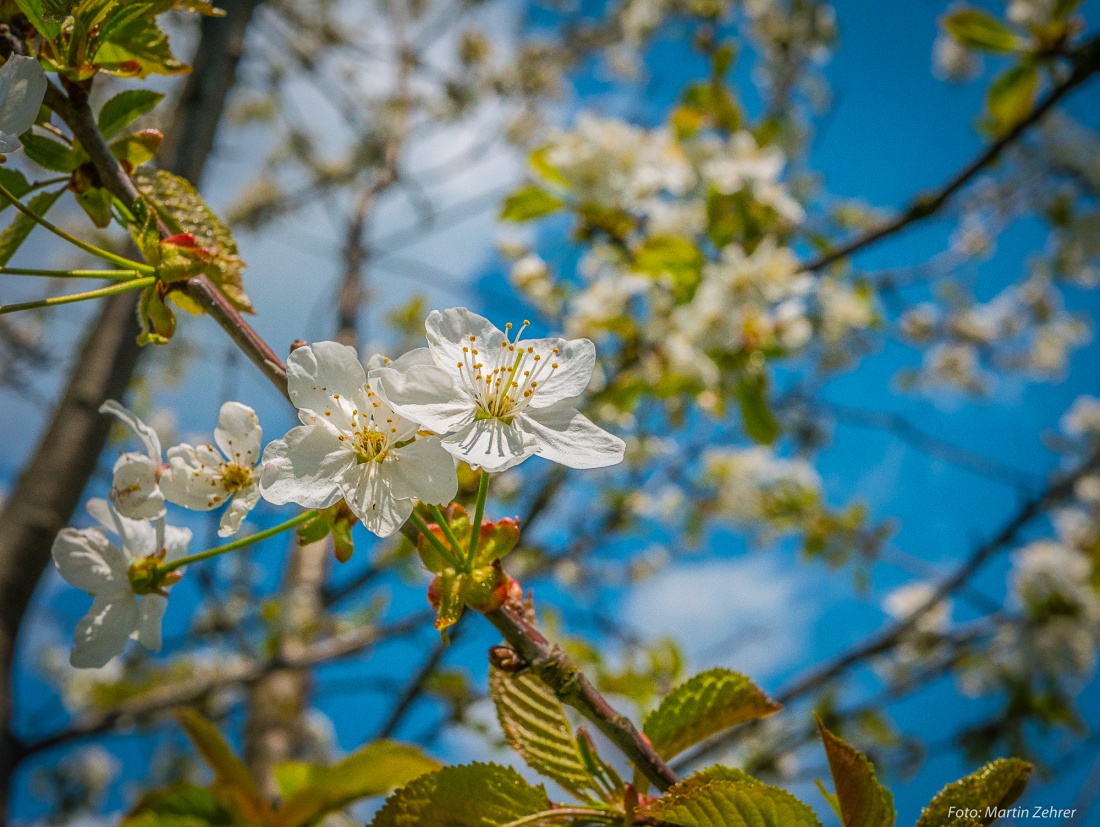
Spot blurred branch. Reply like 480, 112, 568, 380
804, 33, 1100, 272
679, 442, 1100, 768
0, 6, 265, 814
822, 399, 1040, 486
16, 613, 430, 762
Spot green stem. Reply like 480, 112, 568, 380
0, 267, 144, 280
467, 470, 490, 569
0, 276, 154, 315
409, 509, 464, 570
159, 510, 318, 573
499, 809, 619, 827
0, 180, 156, 274
428, 503, 466, 566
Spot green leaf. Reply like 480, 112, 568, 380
0, 188, 64, 267
916, 759, 1032, 827
645, 772, 821, 827
175, 708, 272, 824
473, 517, 520, 567
98, 89, 165, 139
75, 186, 115, 228
985, 64, 1038, 134
369, 763, 549, 827
13, 0, 62, 39
122, 783, 234, 827
0, 168, 32, 204
489, 665, 599, 799
110, 128, 163, 168
941, 9, 1020, 54
134, 169, 252, 312
20, 134, 80, 173
275, 742, 441, 827
500, 183, 564, 222
643, 668, 781, 761
815, 717, 896, 827
430, 571, 467, 632
632, 235, 704, 301
94, 4, 189, 77
736, 371, 779, 445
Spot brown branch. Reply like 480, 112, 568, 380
0, 6, 265, 815
804, 34, 1100, 272
678, 443, 1100, 769
16, 612, 430, 762
482, 603, 679, 792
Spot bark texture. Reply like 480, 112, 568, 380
0, 4, 263, 817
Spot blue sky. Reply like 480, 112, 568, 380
6, 0, 1100, 823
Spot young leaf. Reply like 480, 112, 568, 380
632, 235, 704, 300
20, 134, 80, 173
175, 708, 272, 824
915, 758, 1032, 827
13, 0, 62, 39
94, 5, 189, 77
815, 716, 896, 827
98, 89, 165, 139
369, 763, 549, 827
134, 169, 253, 312
501, 183, 564, 222
110, 128, 164, 168
941, 9, 1020, 53
0, 168, 32, 205
644, 772, 821, 827
489, 665, 600, 799
736, 371, 780, 445
0, 188, 64, 267
274, 741, 441, 827
643, 668, 781, 760
121, 783, 234, 826
985, 64, 1038, 134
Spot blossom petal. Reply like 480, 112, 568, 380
0, 56, 46, 147
518, 401, 625, 469
52, 528, 128, 593
425, 307, 506, 371
365, 346, 433, 374
161, 444, 227, 511
219, 485, 260, 537
70, 592, 138, 669
340, 462, 413, 537
376, 364, 474, 434
214, 401, 262, 467
525, 336, 596, 407
287, 341, 367, 425
100, 400, 162, 461
162, 524, 192, 565
135, 595, 168, 652
85, 498, 156, 559
441, 418, 531, 472
259, 425, 351, 509
109, 453, 165, 520
386, 436, 458, 505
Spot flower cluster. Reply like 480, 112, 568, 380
897, 271, 1089, 395
53, 308, 623, 667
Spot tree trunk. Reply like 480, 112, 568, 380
0, 3, 263, 818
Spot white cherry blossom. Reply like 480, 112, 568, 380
100, 400, 165, 520
0, 55, 47, 154
259, 342, 458, 537
159, 402, 264, 537
51, 499, 190, 668
376, 308, 626, 472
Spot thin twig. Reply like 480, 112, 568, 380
804, 35, 1100, 272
